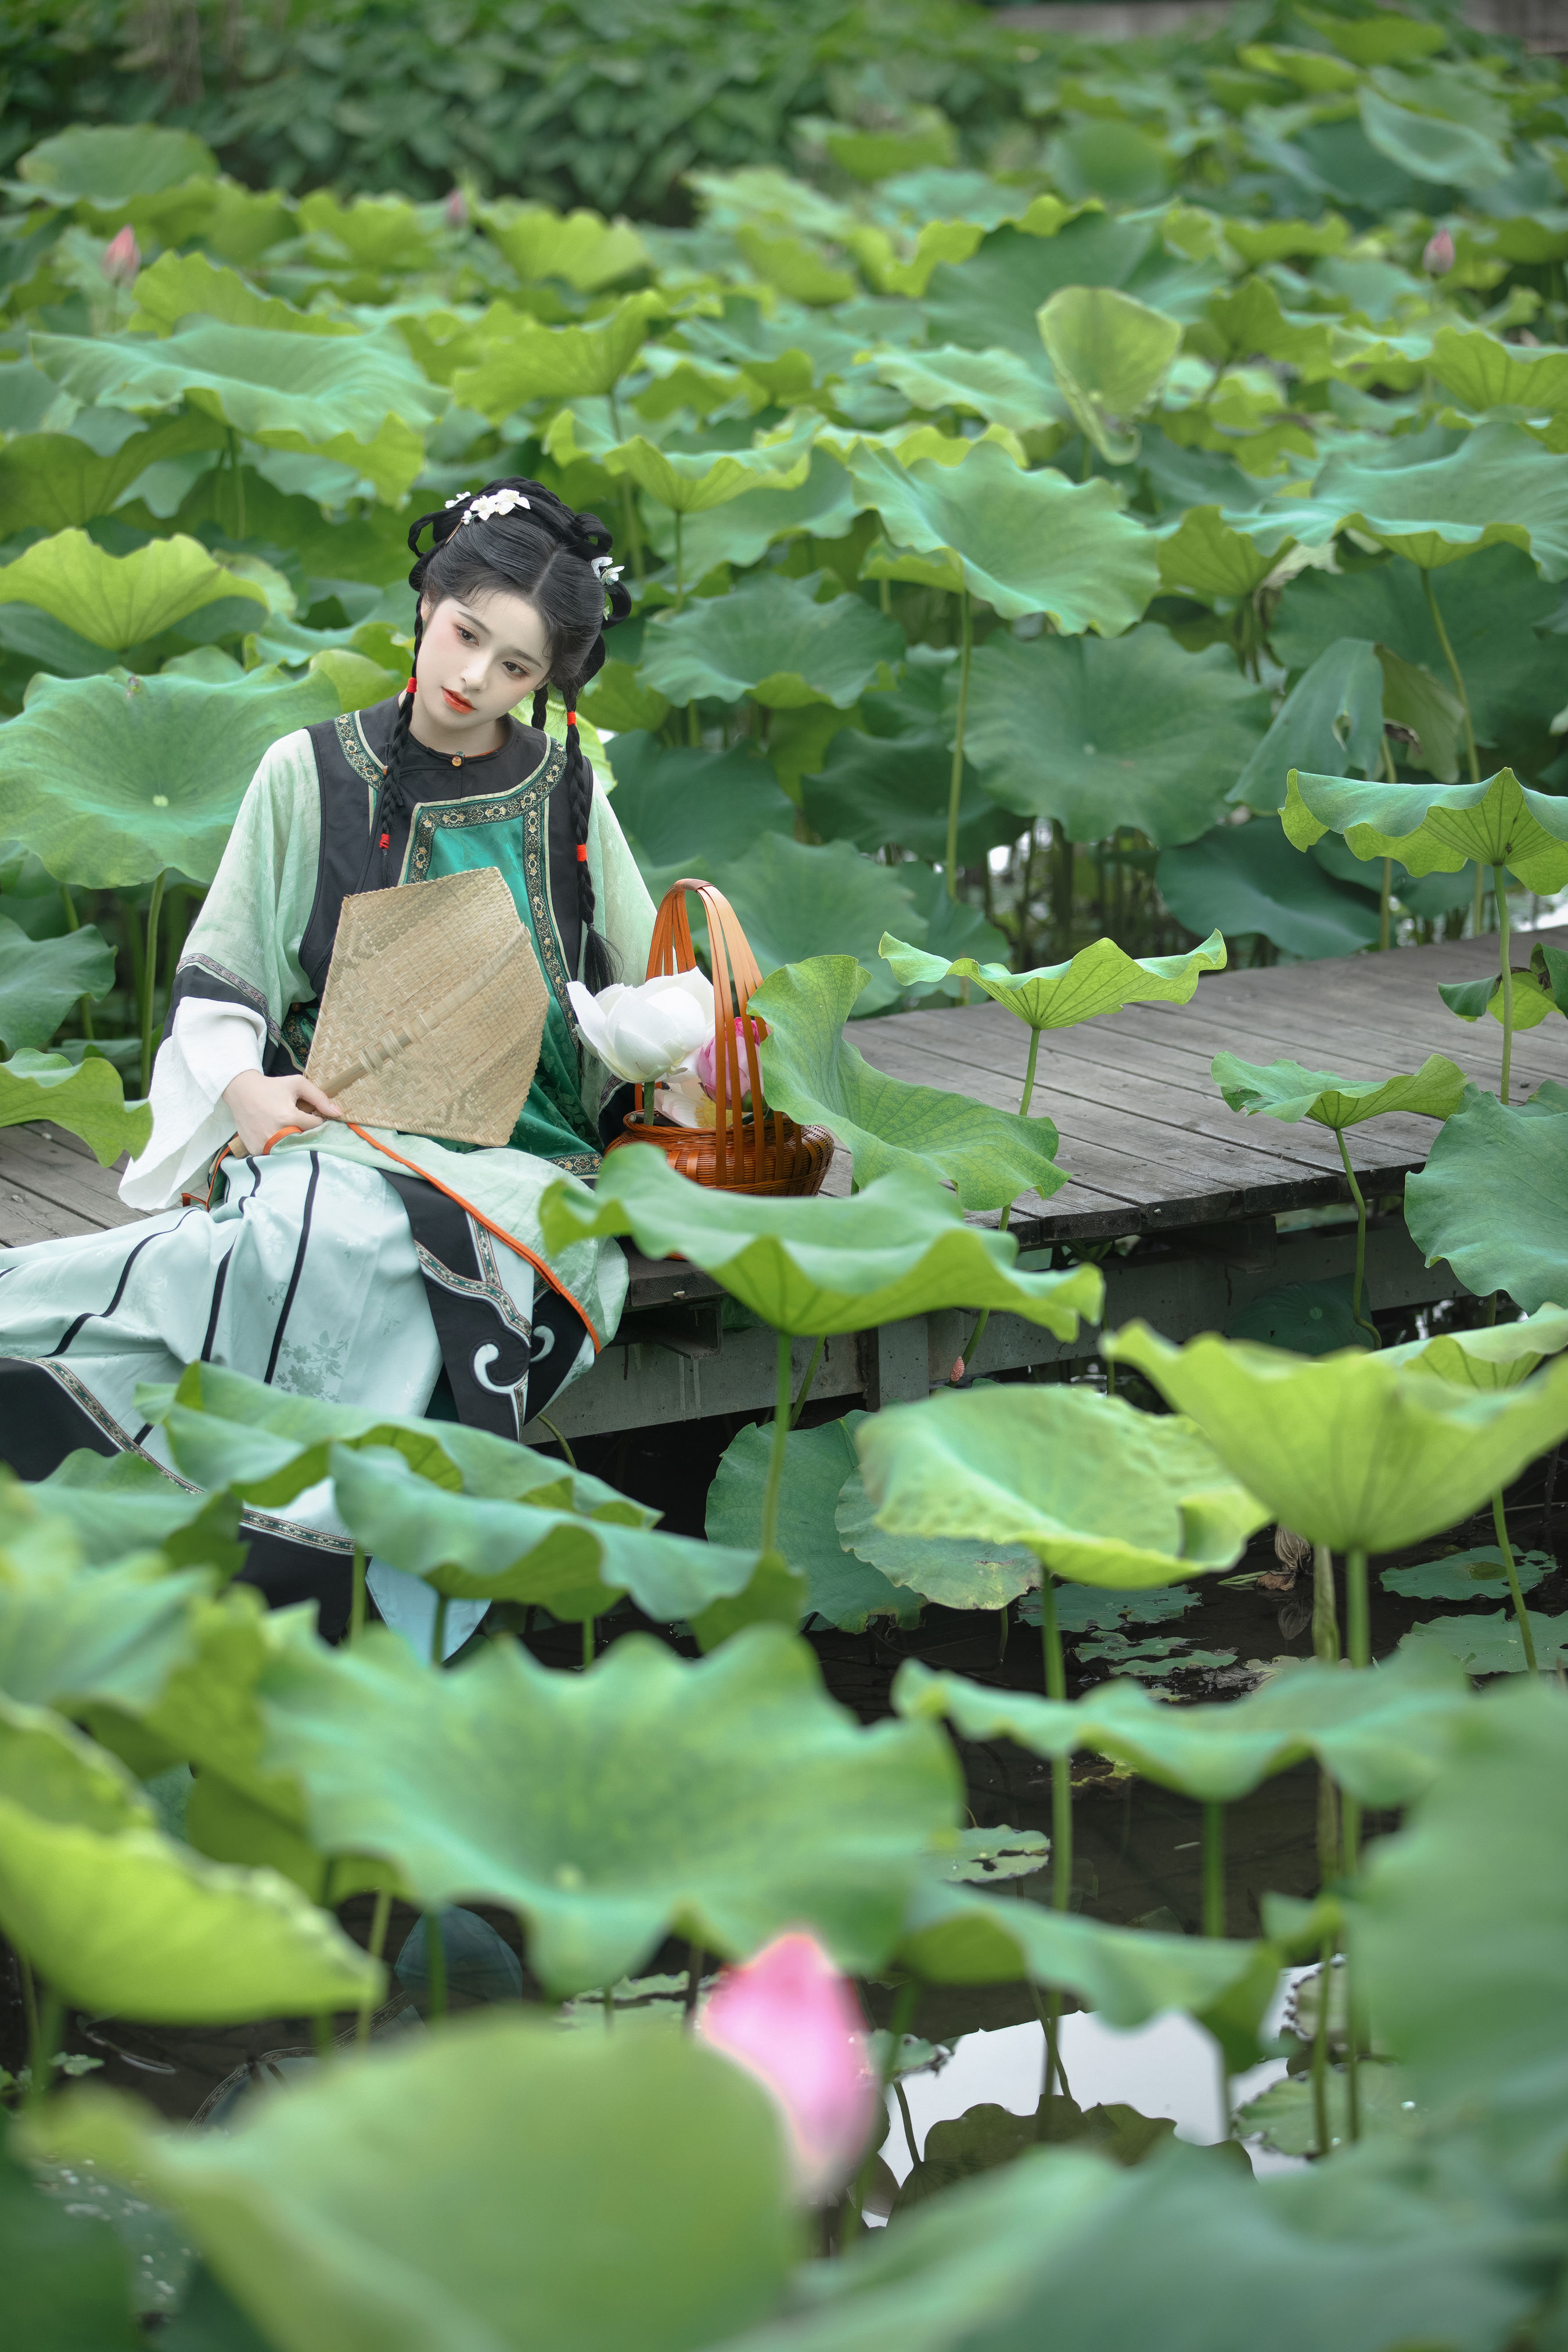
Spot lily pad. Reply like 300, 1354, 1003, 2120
1400, 1609, 1568, 1676
38, 1450, 244, 1580
1404, 1081, 1568, 1314
540, 1151, 1103, 1340
1236, 2060, 1418, 2156
1155, 504, 1296, 600
0, 1689, 153, 1832
799, 656, 1014, 865
0, 918, 114, 1051
857, 1385, 1268, 1589
878, 927, 1225, 1034
1105, 1321, 1568, 1556
256, 1623, 959, 1993
1382, 1547, 1551, 1602
708, 836, 922, 1016
1037, 285, 1183, 464
0, 1049, 150, 1164
750, 956, 1067, 1212
1282, 764, 1568, 892
0, 666, 339, 888
961, 625, 1268, 846
0, 2142, 143, 2352
1210, 1051, 1468, 1131
1273, 420, 1568, 580
835, 1470, 1038, 1610
1230, 638, 1385, 814
844, 437, 1157, 629
639, 571, 903, 711
1384, 1303, 1568, 1392
0, 411, 226, 534
28, 2017, 794, 2352
706, 1416, 920, 1633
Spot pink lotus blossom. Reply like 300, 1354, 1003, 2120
444, 188, 468, 228
696, 1016, 757, 1106
1423, 228, 1455, 276
102, 225, 140, 287
697, 1932, 878, 2202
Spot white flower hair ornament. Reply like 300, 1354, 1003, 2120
591, 555, 624, 586
444, 487, 533, 525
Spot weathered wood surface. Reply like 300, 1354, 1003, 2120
3, 927, 1563, 1306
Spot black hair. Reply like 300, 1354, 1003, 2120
365, 476, 630, 994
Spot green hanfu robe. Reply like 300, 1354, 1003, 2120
0, 699, 656, 1639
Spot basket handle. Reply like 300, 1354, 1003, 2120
641, 877, 779, 1185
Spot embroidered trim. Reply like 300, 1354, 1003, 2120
414, 1226, 534, 1345
553, 1152, 602, 1175
402, 739, 576, 1032
175, 955, 282, 1046
337, 710, 386, 793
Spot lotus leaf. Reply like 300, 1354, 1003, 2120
1157, 821, 1382, 960
603, 732, 792, 887
1357, 87, 1509, 195
799, 659, 1013, 865
844, 438, 1157, 628
0, 411, 226, 534
38, 1451, 244, 1580
327, 1444, 760, 1625
1384, 1304, 1568, 1391
0, 666, 340, 887
451, 291, 664, 413
0, 1519, 211, 1735
638, 447, 859, 580
1429, 324, 1568, 430
1236, 2062, 1418, 2159
0, 2143, 144, 2352
1404, 1081, 1568, 1313
609, 434, 816, 517
961, 627, 1268, 846
0, 1049, 150, 1164
871, 345, 1064, 437
1036, 285, 1184, 464
1273, 422, 1568, 580
894, 1643, 1469, 1807
1155, 504, 1295, 600
256, 1623, 959, 1991
30, 321, 445, 504
1104, 1322, 1568, 1555
1382, 1546, 1551, 1601
749, 956, 1066, 1212
0, 529, 269, 653
29, 2019, 793, 2352
856, 1386, 1268, 1589
1401, 1610, 1568, 1675
17, 123, 216, 206
1282, 765, 1568, 893
877, 927, 1226, 1034
1437, 968, 1557, 1034
704, 1416, 921, 1634
129, 251, 358, 340
0, 918, 114, 1051
1210, 1052, 1468, 1130
0, 1798, 380, 2019
540, 1152, 1104, 1340
639, 572, 902, 711
480, 200, 649, 292
1230, 639, 1386, 812
0, 1689, 154, 1832
834, 1472, 1038, 1610
709, 837, 920, 1015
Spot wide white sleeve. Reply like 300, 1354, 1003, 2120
118, 1001, 267, 1212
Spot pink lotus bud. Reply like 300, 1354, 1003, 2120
1423, 228, 1455, 276
950, 1356, 966, 1384
696, 1016, 755, 1105
102, 225, 140, 287
444, 188, 467, 229
697, 1932, 879, 2202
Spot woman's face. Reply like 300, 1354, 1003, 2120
413, 588, 551, 749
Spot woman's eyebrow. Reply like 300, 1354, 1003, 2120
454, 605, 546, 664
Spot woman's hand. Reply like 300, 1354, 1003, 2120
222, 1069, 342, 1157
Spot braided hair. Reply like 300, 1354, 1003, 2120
367, 476, 630, 992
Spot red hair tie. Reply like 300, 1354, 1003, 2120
565, 709, 577, 726
405, 674, 416, 693
576, 843, 589, 862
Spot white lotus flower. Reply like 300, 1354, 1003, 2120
567, 969, 714, 1084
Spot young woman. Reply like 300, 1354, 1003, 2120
0, 480, 656, 1638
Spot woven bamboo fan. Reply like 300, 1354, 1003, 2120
605, 878, 833, 1196
305, 866, 549, 1146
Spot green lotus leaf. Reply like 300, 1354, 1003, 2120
480, 198, 650, 292
1272, 422, 1568, 580
540, 1151, 1104, 1341
1404, 1081, 1568, 1314
1375, 646, 1465, 783
0, 1050, 150, 1164
38, 1451, 244, 1580
1357, 86, 1509, 195
0, 529, 269, 654
603, 731, 793, 891
1282, 765, 1568, 893
857, 1385, 1267, 1591
309, 645, 404, 714
327, 1444, 759, 1625
835, 1470, 1038, 1610
0, 2139, 144, 2352
1382, 1544, 1552, 1599
1037, 285, 1183, 465
29, 2018, 793, 2352
645, 447, 861, 579
707, 836, 920, 1016
16, 124, 217, 206
871, 344, 1066, 437
705, 1416, 922, 1634
1357, 1682, 1568, 2133
30, 321, 445, 504
1156, 819, 1382, 961
750, 956, 1066, 1213
610, 433, 815, 516
639, 571, 903, 710
1104, 1321, 1568, 1555
296, 188, 433, 274
1384, 1303, 1568, 1392
1429, 323, 1568, 425
0, 665, 340, 888
1155, 504, 1296, 600
0, 1494, 209, 1722
877, 927, 1226, 1034
1202, 278, 1338, 378
961, 625, 1268, 845
451, 290, 664, 414
0, 411, 226, 534
1400, 1609, 1568, 1678
146, 1360, 643, 1519
0, 1689, 154, 1833
128, 251, 357, 340
799, 656, 1014, 865
0, 918, 114, 1051
0, 1797, 380, 2020
844, 437, 1158, 628
256, 1623, 959, 1992
1210, 1051, 1469, 1130
894, 1641, 1469, 1808
922, 211, 1159, 364
1230, 638, 1386, 813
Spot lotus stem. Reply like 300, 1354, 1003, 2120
790, 1336, 825, 1427
1333, 1128, 1378, 1347
59, 883, 96, 1040
347, 1545, 367, 1646
1346, 1547, 1370, 1671
1491, 1488, 1538, 1673
1312, 1542, 1339, 1664
582, 1616, 595, 1670
1201, 1801, 1226, 1940
227, 426, 246, 539
674, 510, 685, 613
139, 868, 166, 1096
25, 1980, 62, 2115
356, 1886, 392, 2045
759, 1330, 792, 1555
18, 1952, 38, 2051
1379, 859, 1392, 951
1311, 1936, 1333, 2157
424, 1912, 447, 2022
535, 1411, 577, 1470
310, 2010, 334, 2064
430, 1592, 449, 1667
1039, 1574, 1072, 1909
959, 1027, 1044, 1373
1419, 567, 1482, 930
1494, 863, 1513, 1105
684, 1941, 705, 2022
847, 1976, 919, 2231
944, 588, 973, 901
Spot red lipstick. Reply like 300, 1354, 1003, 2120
443, 687, 473, 714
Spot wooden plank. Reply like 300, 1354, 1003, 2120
0, 1127, 138, 1233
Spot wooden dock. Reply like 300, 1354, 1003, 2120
5, 926, 1563, 1442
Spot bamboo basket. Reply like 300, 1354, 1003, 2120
603, 878, 833, 1196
